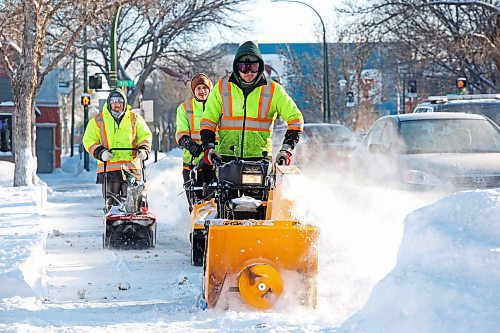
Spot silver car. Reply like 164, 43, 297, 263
350, 112, 500, 192
413, 94, 500, 126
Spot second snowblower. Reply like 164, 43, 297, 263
102, 148, 157, 249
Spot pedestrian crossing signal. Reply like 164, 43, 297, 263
456, 77, 467, 89
81, 95, 90, 106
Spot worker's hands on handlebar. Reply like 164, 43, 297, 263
186, 141, 203, 157
100, 149, 114, 162
276, 150, 292, 166
203, 148, 221, 165
138, 148, 149, 161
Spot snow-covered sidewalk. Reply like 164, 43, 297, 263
0, 183, 48, 299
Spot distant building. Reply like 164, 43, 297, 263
0, 70, 64, 173
218, 42, 400, 128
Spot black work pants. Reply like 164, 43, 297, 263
102, 181, 128, 207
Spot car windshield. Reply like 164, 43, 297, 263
304, 126, 358, 144
400, 119, 500, 154
435, 102, 500, 125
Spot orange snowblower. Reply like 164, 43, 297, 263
187, 158, 318, 310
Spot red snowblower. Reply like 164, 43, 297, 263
102, 148, 157, 249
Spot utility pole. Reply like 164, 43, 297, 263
83, 26, 89, 171
70, 54, 76, 157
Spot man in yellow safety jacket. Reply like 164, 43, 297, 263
83, 88, 152, 206
175, 73, 214, 210
200, 41, 303, 165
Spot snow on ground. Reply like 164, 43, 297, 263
0, 152, 499, 332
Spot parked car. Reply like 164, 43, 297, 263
272, 123, 361, 170
413, 94, 500, 126
350, 112, 500, 192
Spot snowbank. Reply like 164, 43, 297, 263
338, 189, 500, 333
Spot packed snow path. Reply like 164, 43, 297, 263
5, 155, 494, 332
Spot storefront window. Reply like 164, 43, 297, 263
0, 115, 12, 154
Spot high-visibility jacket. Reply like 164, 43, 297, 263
82, 104, 152, 174
201, 78, 303, 158
175, 98, 205, 165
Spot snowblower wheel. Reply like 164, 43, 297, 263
103, 225, 112, 249
238, 264, 284, 310
191, 229, 206, 267
148, 223, 157, 248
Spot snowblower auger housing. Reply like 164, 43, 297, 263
189, 159, 319, 310
102, 148, 157, 250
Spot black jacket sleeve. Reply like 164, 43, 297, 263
93, 146, 105, 160
282, 130, 301, 150
200, 129, 216, 150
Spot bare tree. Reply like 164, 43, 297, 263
280, 45, 324, 122
280, 38, 378, 129
84, 0, 249, 105
341, 0, 500, 92
0, 0, 123, 186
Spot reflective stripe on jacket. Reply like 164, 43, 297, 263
175, 98, 205, 165
201, 78, 303, 158
82, 103, 152, 173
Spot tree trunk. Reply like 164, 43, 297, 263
12, 1, 41, 187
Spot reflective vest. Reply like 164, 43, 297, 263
201, 78, 303, 158
82, 104, 152, 174
175, 98, 204, 165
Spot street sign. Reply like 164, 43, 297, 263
117, 79, 135, 88
142, 100, 154, 122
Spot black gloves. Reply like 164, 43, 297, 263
186, 140, 203, 157
179, 135, 203, 157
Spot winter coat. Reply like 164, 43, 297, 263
82, 102, 152, 179
200, 41, 303, 158
175, 98, 206, 165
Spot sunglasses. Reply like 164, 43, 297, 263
237, 62, 260, 74
110, 97, 124, 103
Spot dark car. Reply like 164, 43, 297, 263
413, 94, 500, 126
272, 123, 361, 170
350, 112, 500, 192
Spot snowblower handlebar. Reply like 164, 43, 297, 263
102, 147, 147, 186
108, 148, 140, 152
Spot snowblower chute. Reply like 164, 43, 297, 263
188, 159, 319, 310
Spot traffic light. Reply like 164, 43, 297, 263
409, 80, 417, 94
346, 91, 355, 107
456, 77, 467, 90
81, 94, 91, 106
89, 75, 102, 90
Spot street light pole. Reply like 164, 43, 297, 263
109, 6, 122, 89
398, 64, 409, 114
338, 78, 347, 124
272, 0, 331, 123
83, 26, 89, 172
70, 54, 76, 157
